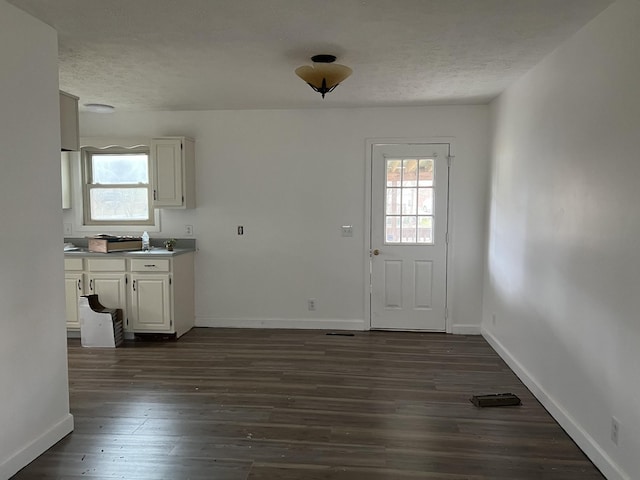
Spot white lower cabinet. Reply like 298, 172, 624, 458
85, 258, 129, 330
88, 273, 128, 326
63, 252, 194, 337
64, 273, 83, 329
64, 258, 85, 330
130, 274, 171, 332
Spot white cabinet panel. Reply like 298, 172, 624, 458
153, 140, 182, 207
88, 274, 127, 312
130, 258, 170, 272
64, 273, 83, 329
64, 258, 83, 271
60, 91, 79, 151
130, 274, 171, 332
151, 137, 195, 209
87, 258, 127, 272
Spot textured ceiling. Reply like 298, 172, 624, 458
9, 0, 613, 112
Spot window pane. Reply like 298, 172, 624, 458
418, 188, 433, 215
386, 159, 402, 187
401, 187, 417, 215
386, 216, 401, 243
402, 159, 417, 186
91, 154, 149, 184
90, 188, 149, 221
418, 159, 434, 186
386, 188, 401, 215
418, 216, 433, 243
401, 216, 417, 243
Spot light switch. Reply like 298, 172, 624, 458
341, 225, 353, 237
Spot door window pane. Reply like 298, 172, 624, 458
418, 159, 434, 186
402, 159, 418, 186
418, 216, 433, 243
386, 160, 402, 187
401, 216, 417, 243
386, 216, 401, 243
401, 188, 417, 215
384, 157, 437, 245
386, 188, 401, 215
418, 188, 433, 215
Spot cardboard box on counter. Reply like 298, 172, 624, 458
87, 235, 142, 253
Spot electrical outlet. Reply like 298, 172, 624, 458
307, 298, 316, 311
341, 225, 353, 237
63, 223, 73, 235
611, 417, 620, 445
185, 225, 194, 236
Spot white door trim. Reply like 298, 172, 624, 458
364, 137, 456, 332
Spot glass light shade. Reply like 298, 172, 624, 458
295, 63, 352, 89
295, 62, 353, 97
84, 103, 115, 113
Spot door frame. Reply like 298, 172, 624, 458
364, 137, 456, 333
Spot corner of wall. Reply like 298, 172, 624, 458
0, 415, 73, 479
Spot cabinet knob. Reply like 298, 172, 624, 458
132, 280, 136, 291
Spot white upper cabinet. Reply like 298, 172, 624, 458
61, 152, 71, 209
59, 91, 79, 151
151, 136, 195, 209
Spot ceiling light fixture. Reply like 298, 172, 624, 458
84, 103, 115, 113
295, 54, 352, 98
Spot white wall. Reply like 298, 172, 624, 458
73, 106, 490, 333
483, 1, 640, 478
0, 1, 73, 478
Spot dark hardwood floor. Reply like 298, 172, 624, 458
12, 328, 604, 479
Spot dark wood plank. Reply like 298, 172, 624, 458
11, 328, 605, 479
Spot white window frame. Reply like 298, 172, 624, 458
81, 146, 155, 227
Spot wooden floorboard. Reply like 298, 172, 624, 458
12, 328, 605, 479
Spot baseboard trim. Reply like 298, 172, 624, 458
481, 327, 629, 480
1, 413, 74, 479
196, 318, 481, 334
66, 329, 80, 338
196, 317, 366, 331
450, 324, 481, 335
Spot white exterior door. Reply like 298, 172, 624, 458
370, 143, 450, 331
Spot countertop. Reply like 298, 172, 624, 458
64, 247, 195, 258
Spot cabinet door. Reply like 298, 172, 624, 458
64, 273, 84, 329
60, 91, 79, 151
130, 274, 172, 332
61, 152, 71, 209
88, 273, 127, 314
152, 138, 183, 207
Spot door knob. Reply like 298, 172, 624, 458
373, 249, 380, 256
